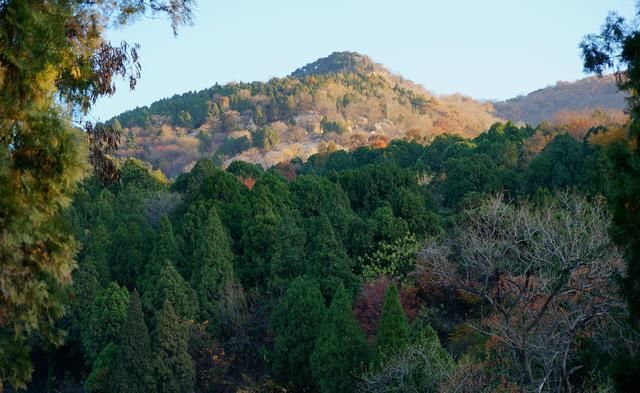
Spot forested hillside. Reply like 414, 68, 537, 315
493, 74, 626, 125
109, 51, 499, 177
29, 116, 638, 392
7, 1, 640, 393
108, 53, 627, 179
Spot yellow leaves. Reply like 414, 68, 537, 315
70, 65, 82, 80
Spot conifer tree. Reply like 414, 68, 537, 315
143, 262, 198, 322
191, 208, 234, 325
0, 2, 193, 387
83, 224, 112, 286
110, 222, 145, 289
67, 257, 101, 340
271, 277, 326, 389
112, 291, 155, 393
81, 282, 129, 363
310, 285, 369, 393
305, 214, 357, 298
153, 300, 196, 393
178, 201, 208, 277
138, 215, 180, 291
85, 343, 117, 393
374, 283, 410, 365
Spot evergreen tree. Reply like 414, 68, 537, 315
67, 257, 101, 341
85, 343, 117, 393
0, 2, 193, 386
268, 209, 307, 294
143, 262, 198, 322
138, 215, 181, 291
310, 285, 369, 393
190, 208, 234, 325
110, 222, 146, 289
153, 300, 196, 393
112, 291, 155, 393
374, 283, 410, 365
178, 201, 208, 277
305, 214, 357, 298
271, 277, 326, 389
83, 224, 112, 286
81, 282, 129, 363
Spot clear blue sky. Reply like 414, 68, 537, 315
90, 0, 636, 121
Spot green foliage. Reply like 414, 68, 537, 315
139, 215, 181, 291
360, 325, 454, 393
110, 222, 146, 289
374, 284, 410, 364
67, 258, 102, 339
253, 126, 281, 150
0, 0, 192, 386
85, 343, 117, 393
112, 291, 155, 393
582, 10, 640, 333
310, 285, 369, 393
81, 282, 130, 363
360, 233, 420, 280
271, 277, 326, 389
190, 208, 234, 326
143, 262, 198, 322
392, 188, 443, 238
440, 153, 503, 207
305, 214, 358, 298
524, 134, 598, 193
216, 136, 251, 158
153, 301, 195, 393
320, 116, 349, 134
227, 160, 264, 180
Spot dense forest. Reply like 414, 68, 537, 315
22, 117, 638, 392
109, 51, 501, 177
3, 1, 640, 393
106, 52, 626, 179
493, 74, 626, 125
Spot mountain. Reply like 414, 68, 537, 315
492, 74, 626, 125
111, 52, 499, 177
291, 51, 382, 77
110, 52, 628, 178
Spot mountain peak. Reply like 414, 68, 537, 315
290, 51, 383, 78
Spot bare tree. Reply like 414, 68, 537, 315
420, 193, 626, 392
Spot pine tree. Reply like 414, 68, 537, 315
111, 291, 155, 393
310, 285, 369, 393
138, 215, 181, 291
143, 262, 198, 322
271, 277, 326, 389
153, 300, 195, 393
374, 283, 410, 365
190, 208, 234, 325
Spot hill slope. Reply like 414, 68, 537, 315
111, 52, 500, 177
493, 74, 626, 125
110, 53, 629, 178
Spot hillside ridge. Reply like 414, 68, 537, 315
110, 52, 625, 177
